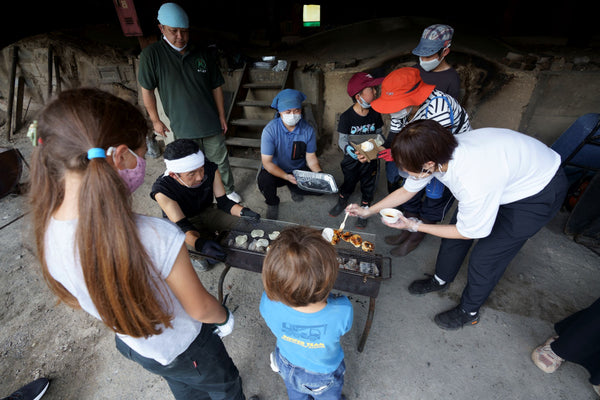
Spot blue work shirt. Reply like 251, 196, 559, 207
261, 117, 317, 173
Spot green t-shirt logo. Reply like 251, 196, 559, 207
196, 57, 207, 73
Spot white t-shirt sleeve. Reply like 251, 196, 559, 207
136, 215, 186, 279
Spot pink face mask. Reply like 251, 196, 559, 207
108, 147, 146, 193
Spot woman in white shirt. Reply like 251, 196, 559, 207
347, 119, 568, 330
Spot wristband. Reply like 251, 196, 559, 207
175, 217, 196, 234
216, 194, 237, 213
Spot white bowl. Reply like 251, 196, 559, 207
380, 208, 403, 223
361, 141, 374, 151
322, 228, 334, 242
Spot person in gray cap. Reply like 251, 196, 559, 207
412, 24, 461, 101
138, 2, 243, 204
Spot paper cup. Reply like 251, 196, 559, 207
380, 208, 402, 224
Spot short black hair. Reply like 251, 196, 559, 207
163, 139, 199, 161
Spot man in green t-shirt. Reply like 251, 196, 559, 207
138, 2, 241, 203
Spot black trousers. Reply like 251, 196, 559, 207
434, 168, 568, 313
339, 155, 378, 203
115, 324, 245, 400
401, 185, 455, 222
257, 167, 322, 206
551, 297, 600, 385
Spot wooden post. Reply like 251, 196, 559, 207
6, 46, 18, 141
14, 76, 25, 134
53, 54, 61, 93
47, 46, 53, 100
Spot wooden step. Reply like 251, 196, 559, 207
243, 82, 282, 89
228, 156, 261, 170
237, 100, 272, 107
225, 137, 261, 148
230, 118, 271, 128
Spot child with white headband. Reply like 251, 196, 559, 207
151, 139, 261, 270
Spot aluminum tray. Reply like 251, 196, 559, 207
292, 170, 338, 194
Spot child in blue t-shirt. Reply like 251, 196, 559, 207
260, 226, 353, 400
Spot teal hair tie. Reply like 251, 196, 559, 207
87, 148, 106, 159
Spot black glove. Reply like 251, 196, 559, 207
195, 238, 226, 261
240, 207, 261, 222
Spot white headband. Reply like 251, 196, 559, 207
164, 150, 205, 176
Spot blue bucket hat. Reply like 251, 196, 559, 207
157, 3, 189, 28
270, 89, 307, 112
412, 24, 454, 57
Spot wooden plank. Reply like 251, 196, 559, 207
237, 100, 272, 107
243, 82, 282, 89
225, 137, 261, 148
228, 156, 261, 169
230, 118, 271, 127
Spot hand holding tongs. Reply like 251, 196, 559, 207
338, 212, 349, 231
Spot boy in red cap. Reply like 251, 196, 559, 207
328, 72, 384, 229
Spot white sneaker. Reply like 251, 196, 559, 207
190, 257, 209, 272
227, 191, 242, 203
269, 352, 280, 372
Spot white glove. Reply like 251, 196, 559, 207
405, 217, 422, 232
213, 306, 235, 338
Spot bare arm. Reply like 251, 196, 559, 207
346, 187, 418, 217
213, 170, 243, 216
261, 154, 297, 184
141, 87, 169, 137
212, 86, 227, 135
306, 152, 322, 172
384, 216, 470, 239
155, 193, 199, 248
166, 244, 228, 323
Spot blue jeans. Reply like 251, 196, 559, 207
115, 324, 245, 400
273, 347, 345, 400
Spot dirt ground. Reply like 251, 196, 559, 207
1, 20, 600, 399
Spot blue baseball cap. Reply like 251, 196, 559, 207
157, 3, 189, 28
412, 24, 454, 57
271, 89, 307, 112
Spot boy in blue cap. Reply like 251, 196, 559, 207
258, 89, 324, 220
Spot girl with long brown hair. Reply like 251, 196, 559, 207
29, 88, 251, 399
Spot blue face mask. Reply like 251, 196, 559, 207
357, 95, 371, 109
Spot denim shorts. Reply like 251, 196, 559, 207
273, 347, 345, 400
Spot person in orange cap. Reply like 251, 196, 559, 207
366, 67, 471, 256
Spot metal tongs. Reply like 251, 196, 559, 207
338, 212, 349, 231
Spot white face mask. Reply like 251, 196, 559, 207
408, 164, 443, 180
163, 35, 187, 52
420, 56, 442, 72
281, 113, 302, 127
391, 107, 412, 120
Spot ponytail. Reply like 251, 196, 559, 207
30, 88, 173, 337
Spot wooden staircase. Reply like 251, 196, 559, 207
223, 61, 295, 170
